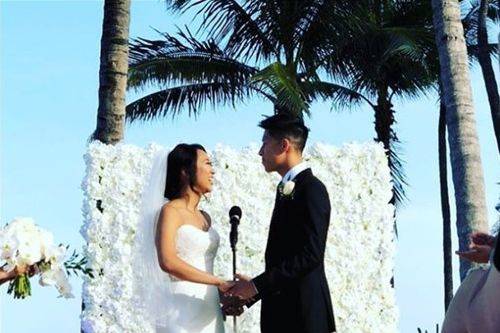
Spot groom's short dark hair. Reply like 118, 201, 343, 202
259, 113, 310, 152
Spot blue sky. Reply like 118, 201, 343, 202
1, 1, 499, 332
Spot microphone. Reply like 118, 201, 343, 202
229, 206, 242, 250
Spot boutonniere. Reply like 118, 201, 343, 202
278, 180, 296, 200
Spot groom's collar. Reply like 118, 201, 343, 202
281, 161, 308, 183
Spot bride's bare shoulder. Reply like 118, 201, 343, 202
161, 199, 183, 211
159, 202, 182, 225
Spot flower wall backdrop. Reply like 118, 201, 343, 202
81, 142, 398, 333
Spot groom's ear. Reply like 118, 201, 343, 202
281, 137, 292, 153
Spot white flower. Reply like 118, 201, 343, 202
282, 180, 295, 196
55, 272, 74, 298
81, 142, 398, 333
1, 217, 76, 299
39, 268, 58, 286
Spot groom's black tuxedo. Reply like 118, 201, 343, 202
249, 168, 335, 333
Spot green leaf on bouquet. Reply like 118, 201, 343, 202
7, 273, 31, 299
64, 250, 94, 279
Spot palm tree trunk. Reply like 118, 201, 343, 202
477, 0, 500, 155
431, 0, 489, 281
373, 95, 393, 169
92, 0, 131, 144
438, 92, 453, 310
83, 1, 130, 331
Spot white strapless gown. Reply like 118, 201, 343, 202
159, 224, 225, 333
442, 252, 500, 333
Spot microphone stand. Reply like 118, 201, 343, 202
228, 206, 241, 333
230, 223, 238, 333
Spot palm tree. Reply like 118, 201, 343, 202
437, 1, 497, 306
127, 1, 366, 121
459, 0, 500, 154
92, 0, 131, 144
475, 0, 499, 154
319, 0, 439, 208
84, 1, 130, 331
438, 89, 453, 310
432, 0, 489, 281
127, 0, 438, 210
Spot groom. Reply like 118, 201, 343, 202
226, 113, 336, 333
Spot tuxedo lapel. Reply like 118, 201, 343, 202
270, 186, 282, 221
272, 168, 312, 214
265, 186, 282, 262
266, 168, 313, 261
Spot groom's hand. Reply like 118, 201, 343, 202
470, 232, 496, 247
220, 293, 245, 317
223, 305, 244, 317
220, 293, 242, 307
226, 274, 258, 300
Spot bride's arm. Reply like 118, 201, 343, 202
0, 265, 34, 285
156, 205, 232, 291
0, 268, 16, 285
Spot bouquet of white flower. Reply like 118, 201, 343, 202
1, 217, 92, 299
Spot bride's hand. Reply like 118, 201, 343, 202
235, 273, 251, 281
218, 280, 235, 293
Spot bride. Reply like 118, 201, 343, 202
135, 143, 235, 332
442, 230, 500, 333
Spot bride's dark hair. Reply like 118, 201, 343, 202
164, 143, 206, 200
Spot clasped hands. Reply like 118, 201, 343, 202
218, 273, 258, 317
456, 231, 496, 264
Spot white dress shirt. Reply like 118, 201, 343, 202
281, 161, 309, 183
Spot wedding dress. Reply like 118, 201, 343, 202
442, 248, 500, 333
159, 224, 225, 333
135, 147, 226, 333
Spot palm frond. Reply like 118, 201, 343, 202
295, 0, 351, 73
129, 28, 259, 91
126, 82, 252, 122
381, 27, 433, 61
374, 103, 408, 207
251, 62, 309, 116
292, 0, 326, 43
461, 0, 499, 44
388, 135, 408, 207
467, 42, 499, 60
300, 80, 369, 110
250, 0, 289, 61
389, 0, 433, 27
324, 26, 435, 99
129, 53, 257, 90
165, 0, 276, 62
165, 0, 192, 11
130, 27, 224, 63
